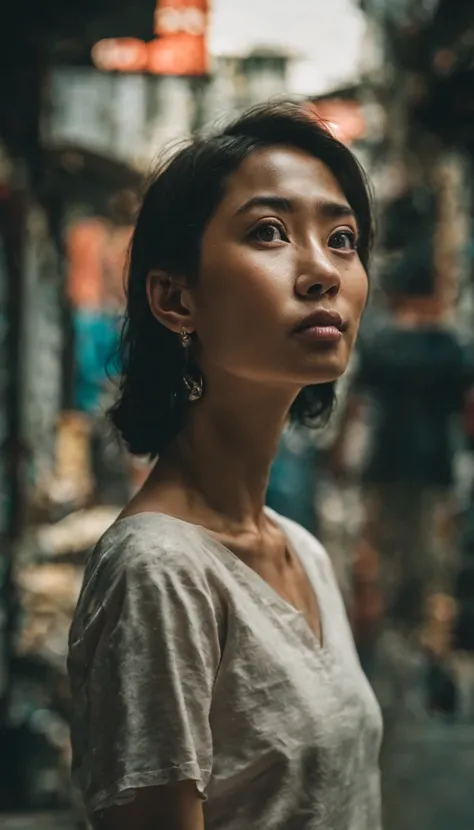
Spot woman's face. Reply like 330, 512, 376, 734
189, 145, 369, 390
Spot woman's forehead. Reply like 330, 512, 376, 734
221, 145, 348, 213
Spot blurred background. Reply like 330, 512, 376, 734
1, 0, 474, 827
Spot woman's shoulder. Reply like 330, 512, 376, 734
70, 513, 224, 646
89, 511, 229, 580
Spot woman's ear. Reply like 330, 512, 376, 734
146, 270, 196, 334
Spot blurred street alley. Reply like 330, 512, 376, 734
2, 0, 474, 828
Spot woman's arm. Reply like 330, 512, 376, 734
69, 539, 222, 822
96, 781, 205, 830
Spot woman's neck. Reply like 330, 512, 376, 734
146, 380, 297, 534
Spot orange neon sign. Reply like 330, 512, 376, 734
91, 1, 209, 76
155, 0, 208, 37
91, 39, 149, 73
148, 33, 207, 76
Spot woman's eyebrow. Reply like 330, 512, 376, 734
234, 195, 358, 226
234, 195, 293, 216
319, 201, 358, 224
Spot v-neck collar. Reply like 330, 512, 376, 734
209, 510, 326, 651
114, 509, 327, 652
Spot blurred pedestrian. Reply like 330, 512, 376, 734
352, 274, 467, 698
68, 102, 382, 830
361, 307, 464, 608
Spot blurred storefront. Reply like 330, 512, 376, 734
0, 0, 199, 817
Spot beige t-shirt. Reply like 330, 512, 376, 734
68, 509, 382, 829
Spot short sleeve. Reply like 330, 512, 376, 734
68, 543, 222, 816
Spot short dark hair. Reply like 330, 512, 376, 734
110, 102, 374, 457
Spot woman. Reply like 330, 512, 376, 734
68, 103, 383, 830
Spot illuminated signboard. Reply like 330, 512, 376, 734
91, 39, 149, 73
92, 0, 209, 76
306, 99, 366, 145
155, 0, 207, 37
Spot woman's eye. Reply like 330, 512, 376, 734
251, 222, 286, 243
329, 229, 357, 251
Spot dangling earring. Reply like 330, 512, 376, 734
179, 327, 203, 402
179, 328, 192, 349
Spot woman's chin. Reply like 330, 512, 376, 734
299, 358, 348, 386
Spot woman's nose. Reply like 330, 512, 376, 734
295, 245, 341, 299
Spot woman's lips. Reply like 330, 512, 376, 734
293, 324, 342, 343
